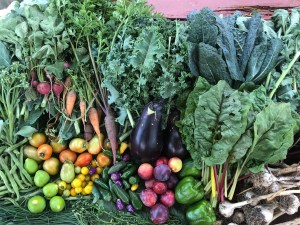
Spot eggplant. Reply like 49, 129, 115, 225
130, 101, 164, 163
164, 109, 188, 159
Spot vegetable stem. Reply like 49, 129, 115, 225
269, 51, 300, 99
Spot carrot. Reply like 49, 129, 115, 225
62, 76, 72, 109
65, 90, 77, 117
104, 107, 118, 164
88, 107, 101, 144
79, 99, 86, 125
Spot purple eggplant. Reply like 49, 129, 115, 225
130, 101, 164, 163
164, 109, 188, 159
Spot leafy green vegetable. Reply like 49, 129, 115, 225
187, 8, 282, 86
0, 41, 11, 66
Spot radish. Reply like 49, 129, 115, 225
30, 71, 38, 88
36, 82, 51, 95
52, 82, 64, 104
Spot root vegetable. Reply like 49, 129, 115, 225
244, 205, 276, 225
104, 107, 118, 164
275, 194, 300, 215
79, 99, 86, 125
65, 90, 77, 117
88, 108, 101, 143
232, 211, 245, 224
52, 82, 64, 104
36, 82, 51, 95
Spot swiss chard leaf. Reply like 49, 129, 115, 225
193, 81, 246, 166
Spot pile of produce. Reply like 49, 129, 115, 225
0, 0, 300, 225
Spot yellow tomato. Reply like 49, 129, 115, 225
85, 175, 91, 182
91, 174, 99, 181
91, 160, 97, 168
96, 167, 103, 175
58, 181, 67, 190
50, 139, 68, 154
77, 174, 85, 182
63, 189, 70, 197
70, 188, 76, 197
71, 178, 82, 188
81, 167, 89, 175
75, 187, 83, 194
29, 132, 47, 148
81, 181, 87, 188
87, 181, 93, 186
84, 185, 93, 195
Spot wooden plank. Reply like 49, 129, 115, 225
147, 0, 300, 19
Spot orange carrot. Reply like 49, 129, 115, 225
88, 107, 101, 143
79, 99, 86, 125
62, 76, 72, 108
65, 90, 77, 117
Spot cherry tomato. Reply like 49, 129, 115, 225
96, 153, 111, 167
37, 144, 53, 160
29, 132, 47, 148
59, 150, 77, 164
50, 139, 68, 154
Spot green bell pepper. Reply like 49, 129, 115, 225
179, 158, 201, 178
175, 176, 204, 205
186, 200, 216, 225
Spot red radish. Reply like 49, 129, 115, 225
52, 82, 64, 104
88, 107, 101, 142
32, 80, 39, 88
36, 82, 51, 95
65, 90, 77, 117
104, 106, 118, 164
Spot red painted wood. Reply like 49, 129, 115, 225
147, 0, 300, 19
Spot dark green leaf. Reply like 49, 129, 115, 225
45, 61, 65, 79
16, 126, 37, 137
0, 41, 11, 66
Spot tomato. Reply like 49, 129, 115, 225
43, 157, 60, 175
69, 138, 88, 153
50, 139, 68, 154
96, 153, 111, 167
23, 145, 42, 162
28, 196, 46, 213
103, 138, 111, 150
74, 153, 93, 167
29, 132, 47, 148
37, 144, 53, 160
88, 134, 104, 155
49, 196, 65, 212
59, 150, 77, 163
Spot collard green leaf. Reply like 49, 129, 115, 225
16, 126, 37, 137
188, 43, 200, 76
193, 81, 245, 166
0, 41, 11, 66
129, 27, 165, 72
187, 8, 218, 45
40, 16, 65, 36
15, 21, 28, 39
45, 61, 64, 79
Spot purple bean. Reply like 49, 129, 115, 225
126, 204, 135, 214
111, 172, 121, 181
116, 199, 125, 210
123, 154, 131, 162
89, 167, 97, 175
115, 180, 122, 187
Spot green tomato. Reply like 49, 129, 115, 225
24, 158, 39, 175
34, 170, 50, 187
50, 196, 65, 212
28, 196, 46, 213
43, 182, 58, 198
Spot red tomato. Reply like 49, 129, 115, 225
74, 153, 93, 167
59, 150, 77, 163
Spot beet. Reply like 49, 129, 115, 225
53, 82, 64, 104
36, 82, 51, 95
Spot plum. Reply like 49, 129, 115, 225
152, 181, 167, 194
138, 163, 154, 180
155, 157, 169, 166
140, 189, 157, 207
166, 174, 179, 189
145, 178, 156, 189
160, 190, 175, 207
150, 203, 169, 224
154, 164, 171, 181
168, 157, 182, 173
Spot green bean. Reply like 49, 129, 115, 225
0, 190, 10, 196
0, 169, 14, 194
12, 172, 27, 189
9, 151, 32, 184
0, 157, 20, 200
0, 185, 7, 191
